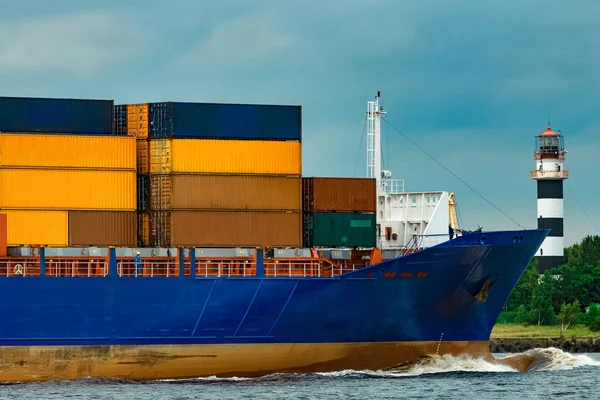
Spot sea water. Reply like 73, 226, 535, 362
1, 348, 598, 399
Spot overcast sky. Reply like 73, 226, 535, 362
1, 0, 598, 245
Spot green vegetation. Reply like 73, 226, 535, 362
496, 235, 600, 337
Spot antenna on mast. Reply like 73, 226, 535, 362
367, 91, 387, 193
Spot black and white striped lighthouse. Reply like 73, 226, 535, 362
531, 125, 568, 273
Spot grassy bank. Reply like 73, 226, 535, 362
491, 324, 600, 338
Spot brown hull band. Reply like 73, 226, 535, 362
0, 341, 535, 382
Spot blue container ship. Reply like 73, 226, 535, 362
0, 93, 546, 382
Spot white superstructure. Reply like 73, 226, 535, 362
366, 92, 454, 251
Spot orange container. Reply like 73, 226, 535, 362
137, 140, 150, 174
3, 210, 69, 246
0, 169, 136, 210
0, 214, 6, 256
127, 104, 149, 139
0, 133, 135, 170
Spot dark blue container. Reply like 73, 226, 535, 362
149, 102, 301, 141
137, 174, 150, 211
114, 104, 127, 136
0, 96, 114, 134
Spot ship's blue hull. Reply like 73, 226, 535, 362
0, 229, 547, 381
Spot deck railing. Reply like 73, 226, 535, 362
0, 258, 369, 278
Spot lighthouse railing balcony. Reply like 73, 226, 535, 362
530, 170, 569, 179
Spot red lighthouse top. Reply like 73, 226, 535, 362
540, 125, 559, 137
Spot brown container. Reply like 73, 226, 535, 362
149, 175, 301, 211
303, 177, 376, 213
149, 211, 301, 247
150, 175, 172, 211
68, 211, 137, 246
138, 212, 150, 247
137, 140, 150, 174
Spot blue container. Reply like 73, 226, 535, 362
149, 102, 302, 141
0, 96, 114, 134
114, 104, 127, 136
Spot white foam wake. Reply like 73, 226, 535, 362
523, 347, 600, 372
156, 348, 600, 382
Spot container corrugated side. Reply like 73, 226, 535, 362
0, 96, 114, 134
137, 174, 150, 211
127, 104, 149, 139
0, 134, 136, 170
169, 175, 301, 211
137, 140, 150, 173
149, 211, 171, 247
0, 169, 136, 210
68, 211, 136, 246
303, 212, 376, 248
138, 212, 150, 247
149, 102, 301, 141
170, 211, 302, 247
3, 210, 68, 246
149, 139, 172, 174
150, 175, 172, 211
171, 139, 301, 175
114, 105, 127, 135
303, 177, 376, 212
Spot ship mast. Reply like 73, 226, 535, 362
367, 91, 386, 194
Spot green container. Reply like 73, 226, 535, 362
303, 212, 376, 248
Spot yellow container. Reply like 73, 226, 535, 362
127, 104, 149, 139
149, 139, 172, 174
0, 169, 136, 210
4, 210, 69, 246
149, 139, 302, 175
0, 134, 135, 170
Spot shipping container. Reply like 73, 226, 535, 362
127, 104, 149, 139
149, 139, 172, 174
149, 175, 171, 210
303, 212, 376, 248
137, 174, 150, 211
137, 139, 150, 173
303, 177, 376, 213
149, 211, 171, 247
114, 104, 127, 135
0, 96, 114, 134
149, 102, 301, 141
0, 169, 136, 210
149, 174, 301, 211
0, 134, 136, 170
3, 210, 68, 246
138, 212, 150, 247
150, 211, 301, 247
149, 139, 301, 175
68, 211, 136, 246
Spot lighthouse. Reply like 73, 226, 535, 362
531, 125, 568, 272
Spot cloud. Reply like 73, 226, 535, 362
178, 12, 297, 70
0, 11, 147, 75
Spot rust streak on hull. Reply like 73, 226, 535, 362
0, 341, 535, 382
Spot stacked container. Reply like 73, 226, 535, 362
0, 96, 137, 247
122, 103, 152, 246
120, 101, 303, 247
302, 178, 376, 248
